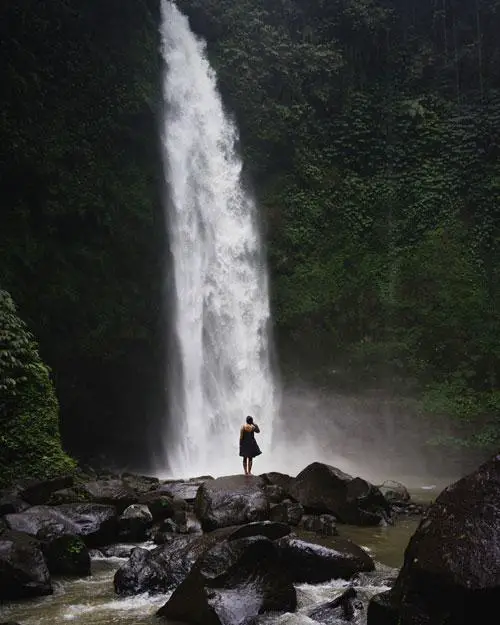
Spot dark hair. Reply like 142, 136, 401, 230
246, 415, 253, 424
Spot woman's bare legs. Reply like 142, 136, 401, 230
248, 458, 253, 475
243, 458, 249, 475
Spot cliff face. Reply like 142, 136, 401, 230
0, 0, 165, 468
1, 0, 500, 467
175, 0, 500, 450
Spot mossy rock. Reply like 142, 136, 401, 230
44, 534, 91, 577
0, 290, 76, 487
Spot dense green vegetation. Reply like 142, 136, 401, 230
0, 290, 76, 487
1, 0, 499, 467
0, 0, 165, 466
177, 0, 500, 451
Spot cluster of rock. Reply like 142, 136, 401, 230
0, 461, 419, 625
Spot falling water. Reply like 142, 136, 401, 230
160, 1, 278, 477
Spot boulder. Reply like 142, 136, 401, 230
0, 492, 30, 516
264, 484, 287, 503
118, 504, 153, 541
159, 479, 207, 503
378, 480, 411, 505
43, 534, 91, 576
301, 513, 338, 536
19, 476, 74, 505
270, 500, 304, 526
157, 536, 297, 625
122, 473, 160, 494
138, 490, 178, 521
289, 463, 391, 525
276, 535, 374, 583
114, 546, 174, 595
367, 454, 500, 625
115, 521, 292, 596
262, 472, 294, 495
195, 475, 269, 531
305, 586, 361, 623
79, 479, 137, 512
101, 544, 137, 558
0, 530, 52, 599
5, 504, 117, 546
50, 504, 118, 546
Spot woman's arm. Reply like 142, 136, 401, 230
253, 424, 260, 433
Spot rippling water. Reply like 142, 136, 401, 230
0, 517, 421, 625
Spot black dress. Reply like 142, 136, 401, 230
239, 425, 261, 458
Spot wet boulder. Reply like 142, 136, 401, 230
157, 536, 297, 625
264, 484, 287, 503
262, 472, 294, 495
114, 546, 174, 595
116, 521, 292, 596
5, 504, 117, 547
368, 454, 500, 625
78, 479, 138, 512
305, 586, 362, 623
195, 475, 269, 531
138, 490, 178, 521
301, 513, 338, 536
378, 480, 410, 505
43, 534, 91, 577
52, 504, 117, 546
276, 535, 374, 583
0, 492, 30, 516
19, 476, 74, 505
121, 473, 160, 495
270, 500, 304, 526
159, 478, 209, 503
0, 530, 52, 599
101, 543, 137, 558
289, 463, 391, 525
118, 504, 153, 541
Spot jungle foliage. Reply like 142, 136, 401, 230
1, 0, 500, 462
177, 0, 500, 450
0, 290, 76, 487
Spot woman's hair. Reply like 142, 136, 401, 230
246, 415, 253, 424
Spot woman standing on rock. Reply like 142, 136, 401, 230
239, 415, 261, 475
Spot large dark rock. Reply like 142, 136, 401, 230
138, 490, 178, 521
157, 536, 297, 625
43, 534, 91, 576
19, 476, 74, 505
367, 454, 500, 625
262, 472, 294, 495
114, 546, 173, 595
305, 586, 361, 623
0, 530, 52, 599
276, 535, 374, 583
117, 504, 153, 541
378, 480, 410, 505
270, 500, 304, 526
289, 463, 391, 525
300, 513, 338, 536
115, 521, 292, 596
5, 504, 117, 546
79, 479, 138, 512
159, 478, 209, 503
0, 492, 30, 516
195, 475, 269, 531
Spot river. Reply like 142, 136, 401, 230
0, 495, 433, 625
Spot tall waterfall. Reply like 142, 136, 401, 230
160, 1, 279, 477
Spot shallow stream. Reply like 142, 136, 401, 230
0, 487, 438, 625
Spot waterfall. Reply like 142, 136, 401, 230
159, 1, 279, 477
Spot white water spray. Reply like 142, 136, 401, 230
160, 1, 279, 477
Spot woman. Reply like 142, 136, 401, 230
239, 415, 261, 475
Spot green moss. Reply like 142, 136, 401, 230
0, 290, 76, 487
